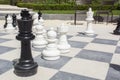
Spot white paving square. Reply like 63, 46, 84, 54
84, 43, 116, 53
60, 58, 109, 80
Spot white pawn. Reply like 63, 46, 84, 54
85, 7, 94, 35
5, 15, 15, 32
42, 27, 60, 60
57, 24, 71, 53
32, 24, 48, 48
39, 17, 44, 25
33, 13, 39, 30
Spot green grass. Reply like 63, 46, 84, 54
36, 10, 120, 15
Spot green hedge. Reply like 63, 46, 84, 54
0, 0, 10, 4
17, 3, 118, 10
17, 3, 75, 10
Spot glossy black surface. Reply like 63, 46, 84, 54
14, 9, 38, 77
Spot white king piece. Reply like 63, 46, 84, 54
85, 7, 94, 35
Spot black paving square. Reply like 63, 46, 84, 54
0, 59, 13, 75
69, 41, 88, 48
0, 38, 11, 43
34, 55, 71, 69
50, 71, 97, 80
0, 46, 16, 55
0, 33, 8, 36
115, 46, 120, 54
75, 49, 113, 63
92, 38, 118, 45
106, 64, 120, 80
76, 32, 97, 38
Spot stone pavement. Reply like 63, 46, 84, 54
0, 20, 120, 80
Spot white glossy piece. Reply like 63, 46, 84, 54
33, 13, 39, 30
5, 15, 15, 32
33, 13, 39, 26
16, 14, 21, 19
85, 8, 94, 35
42, 27, 60, 60
32, 24, 47, 48
39, 17, 44, 24
57, 24, 71, 53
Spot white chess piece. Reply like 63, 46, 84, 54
32, 24, 48, 48
42, 27, 60, 60
17, 14, 21, 19
39, 17, 44, 25
57, 24, 71, 53
33, 13, 39, 30
43, 29, 47, 39
85, 7, 94, 35
5, 15, 15, 32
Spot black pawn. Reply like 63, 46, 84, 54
38, 10, 42, 20
113, 18, 120, 35
12, 14, 17, 27
14, 9, 38, 77
4, 14, 8, 28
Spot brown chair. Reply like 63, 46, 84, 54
74, 0, 92, 25
95, 0, 116, 24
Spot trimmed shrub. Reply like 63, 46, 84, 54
17, 3, 118, 10
0, 0, 10, 4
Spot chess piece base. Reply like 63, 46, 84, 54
42, 44, 60, 60
59, 49, 70, 53
42, 56, 60, 60
85, 30, 94, 35
114, 30, 120, 35
33, 45, 46, 48
58, 45, 71, 53
14, 61, 38, 77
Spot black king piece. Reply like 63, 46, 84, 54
14, 9, 38, 77
114, 17, 120, 35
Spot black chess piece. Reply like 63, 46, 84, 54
4, 14, 8, 28
14, 9, 38, 77
113, 18, 120, 35
12, 14, 17, 27
94, 16, 104, 22
38, 10, 42, 20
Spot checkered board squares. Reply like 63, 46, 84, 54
75, 49, 113, 63
91, 38, 118, 45
60, 58, 109, 80
50, 71, 97, 80
106, 64, 120, 80
0, 59, 13, 75
0, 31, 120, 80
115, 46, 120, 54
34, 55, 71, 70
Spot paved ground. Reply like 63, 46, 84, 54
0, 20, 120, 80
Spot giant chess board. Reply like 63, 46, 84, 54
0, 21, 120, 80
